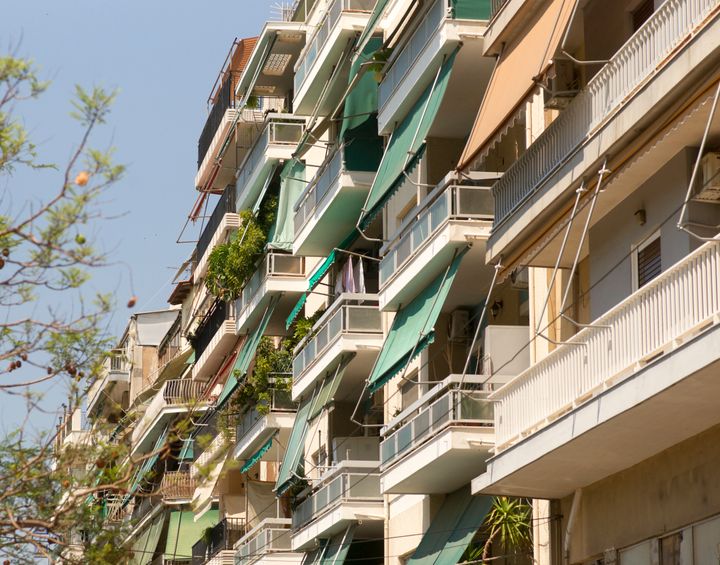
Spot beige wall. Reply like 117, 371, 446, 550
561, 423, 720, 563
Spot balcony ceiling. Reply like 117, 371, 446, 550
252, 31, 305, 98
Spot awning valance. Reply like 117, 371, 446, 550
407, 487, 491, 565
164, 509, 220, 561
458, 0, 577, 169
359, 51, 457, 229
240, 434, 276, 474
367, 250, 466, 394
216, 297, 279, 407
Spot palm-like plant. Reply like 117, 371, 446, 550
481, 497, 532, 563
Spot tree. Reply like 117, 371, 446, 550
0, 49, 138, 563
481, 497, 533, 564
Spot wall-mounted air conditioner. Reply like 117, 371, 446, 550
544, 60, 578, 110
449, 309, 470, 341
697, 152, 720, 201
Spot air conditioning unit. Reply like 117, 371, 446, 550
697, 152, 720, 201
545, 59, 578, 110
449, 309, 469, 341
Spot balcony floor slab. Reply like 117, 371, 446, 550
472, 321, 720, 500
381, 426, 494, 494
236, 280, 307, 335
232, 413, 294, 462
291, 501, 384, 551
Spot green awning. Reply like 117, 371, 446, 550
450, 0, 491, 19
308, 362, 347, 420
321, 525, 356, 565
186, 351, 195, 364
217, 297, 279, 407
356, 0, 390, 52
252, 163, 279, 215
179, 437, 194, 461
359, 50, 457, 229
275, 388, 319, 494
130, 511, 165, 565
124, 425, 170, 506
164, 509, 220, 561
406, 487, 492, 565
286, 293, 308, 330
240, 434, 276, 473
302, 539, 329, 565
309, 251, 337, 290
367, 250, 466, 394
340, 37, 382, 139
268, 160, 306, 251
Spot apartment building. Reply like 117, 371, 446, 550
69, 0, 720, 564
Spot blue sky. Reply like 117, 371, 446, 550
1, 1, 272, 431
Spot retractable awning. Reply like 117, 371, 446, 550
356, 0, 390, 53
240, 434, 276, 474
302, 525, 356, 565
457, 0, 577, 169
129, 511, 165, 565
164, 509, 220, 561
406, 487, 492, 565
308, 361, 348, 420
367, 250, 466, 394
359, 50, 458, 229
124, 425, 170, 506
216, 297, 279, 407
268, 160, 306, 251
275, 391, 316, 494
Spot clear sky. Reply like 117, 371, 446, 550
1, 1, 273, 431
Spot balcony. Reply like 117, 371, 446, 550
232, 388, 296, 462
192, 300, 236, 382
160, 471, 196, 503
86, 350, 130, 418
191, 517, 246, 565
487, 0, 720, 262
195, 187, 239, 279
473, 241, 720, 499
379, 182, 493, 311
192, 429, 235, 480
290, 461, 383, 550
292, 295, 383, 401
293, 144, 378, 256
235, 115, 305, 212
380, 375, 494, 494
236, 518, 300, 565
234, 253, 308, 334
292, 0, 375, 114
132, 379, 210, 456
377, 0, 489, 134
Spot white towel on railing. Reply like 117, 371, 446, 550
355, 257, 365, 294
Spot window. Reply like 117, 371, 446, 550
633, 233, 661, 289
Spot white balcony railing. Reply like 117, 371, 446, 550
236, 519, 293, 565
294, 145, 344, 235
493, 0, 718, 224
291, 470, 382, 530
236, 253, 306, 318
380, 375, 494, 467
293, 296, 382, 381
379, 184, 493, 286
235, 116, 305, 204
493, 241, 720, 450
293, 0, 375, 93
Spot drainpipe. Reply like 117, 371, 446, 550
564, 489, 582, 565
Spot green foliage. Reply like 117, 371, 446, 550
205, 196, 277, 301
480, 497, 533, 563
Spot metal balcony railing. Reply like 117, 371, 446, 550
158, 317, 182, 369
236, 387, 296, 443
492, 0, 717, 225
293, 0, 375, 93
236, 253, 306, 318
294, 145, 344, 235
194, 300, 234, 361
235, 116, 305, 205
494, 241, 720, 450
379, 184, 493, 286
190, 517, 246, 565
196, 186, 237, 263
293, 296, 382, 381
380, 375, 493, 467
292, 470, 381, 530
159, 471, 196, 501
236, 519, 293, 565
198, 71, 243, 167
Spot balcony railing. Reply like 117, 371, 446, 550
158, 318, 182, 369
236, 519, 293, 565
235, 116, 305, 204
493, 240, 720, 450
294, 145, 345, 235
191, 517, 246, 565
103, 495, 129, 523
293, 0, 375, 93
292, 470, 382, 530
236, 253, 306, 317
492, 0, 717, 225
378, 0, 488, 113
132, 495, 160, 525
380, 375, 493, 467
198, 70, 242, 167
160, 471, 196, 502
379, 184, 493, 286
194, 300, 234, 361
293, 296, 382, 380
489, 0, 508, 20
196, 186, 237, 263
236, 388, 295, 442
